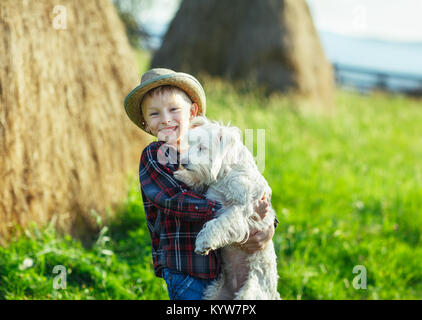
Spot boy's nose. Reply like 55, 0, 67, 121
161, 111, 171, 124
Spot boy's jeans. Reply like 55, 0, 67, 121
162, 268, 214, 300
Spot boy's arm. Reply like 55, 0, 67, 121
140, 142, 221, 223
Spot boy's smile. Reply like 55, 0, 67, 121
159, 125, 178, 134
141, 87, 198, 150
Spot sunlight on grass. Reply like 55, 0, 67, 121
1, 49, 421, 300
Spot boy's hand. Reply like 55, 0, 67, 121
240, 224, 274, 254
253, 196, 269, 220
239, 195, 274, 253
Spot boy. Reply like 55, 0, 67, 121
124, 68, 275, 300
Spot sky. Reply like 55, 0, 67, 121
137, 0, 422, 43
306, 0, 422, 42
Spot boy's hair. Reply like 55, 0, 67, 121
142, 85, 193, 113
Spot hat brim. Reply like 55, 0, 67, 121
124, 72, 206, 132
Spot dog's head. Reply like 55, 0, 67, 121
175, 116, 243, 191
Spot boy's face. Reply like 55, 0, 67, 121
142, 89, 197, 146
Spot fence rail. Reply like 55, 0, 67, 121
333, 63, 422, 95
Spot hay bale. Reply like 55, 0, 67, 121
152, 0, 335, 106
0, 0, 148, 242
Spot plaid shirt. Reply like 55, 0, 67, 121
139, 141, 222, 279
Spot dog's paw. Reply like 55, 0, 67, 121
195, 238, 213, 255
195, 247, 212, 255
173, 170, 184, 182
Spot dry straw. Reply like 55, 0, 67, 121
0, 0, 148, 243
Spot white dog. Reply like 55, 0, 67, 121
173, 116, 281, 300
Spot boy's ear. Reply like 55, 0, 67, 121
144, 123, 151, 134
190, 103, 198, 119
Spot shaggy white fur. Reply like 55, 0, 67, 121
173, 116, 281, 300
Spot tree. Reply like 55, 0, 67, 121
111, 0, 150, 48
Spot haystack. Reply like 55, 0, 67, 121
152, 0, 335, 106
0, 0, 148, 242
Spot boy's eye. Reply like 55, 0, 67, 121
171, 107, 181, 112
149, 112, 158, 116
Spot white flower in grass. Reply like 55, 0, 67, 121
101, 249, 113, 256
19, 257, 34, 270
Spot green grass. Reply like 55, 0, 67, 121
0, 184, 167, 300
1, 50, 421, 299
204, 82, 422, 299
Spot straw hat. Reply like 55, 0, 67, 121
124, 68, 206, 132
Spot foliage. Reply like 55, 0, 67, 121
111, 0, 151, 48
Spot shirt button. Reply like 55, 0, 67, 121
195, 206, 198, 210
212, 208, 215, 212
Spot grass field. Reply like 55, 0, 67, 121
1, 51, 421, 300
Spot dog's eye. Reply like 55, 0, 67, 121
197, 144, 206, 154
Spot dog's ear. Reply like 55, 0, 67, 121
209, 127, 225, 180
217, 127, 223, 143
210, 125, 242, 180
219, 127, 240, 149
210, 156, 222, 181
228, 126, 241, 143
221, 126, 243, 165
190, 116, 209, 129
